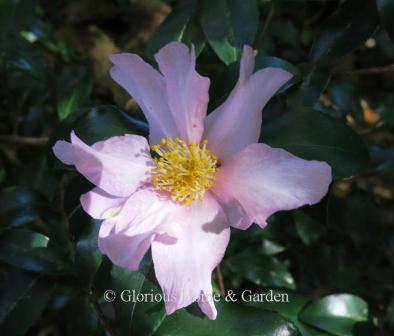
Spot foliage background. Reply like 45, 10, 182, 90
0, 0, 393, 335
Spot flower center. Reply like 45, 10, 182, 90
151, 137, 217, 204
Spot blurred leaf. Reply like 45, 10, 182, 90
16, 157, 58, 199
0, 0, 38, 52
294, 210, 323, 246
0, 186, 49, 230
247, 290, 308, 318
0, 267, 54, 336
299, 294, 368, 336
310, 0, 379, 64
247, 291, 330, 336
376, 93, 394, 127
328, 81, 363, 121
75, 220, 102, 286
261, 239, 285, 256
377, 0, 394, 43
263, 108, 371, 179
289, 64, 331, 107
0, 229, 72, 275
62, 293, 100, 336
56, 67, 92, 120
110, 266, 165, 336
50, 105, 148, 147
386, 297, 394, 328
226, 250, 296, 289
147, 0, 205, 56
200, 0, 258, 65
156, 301, 300, 336
370, 146, 394, 172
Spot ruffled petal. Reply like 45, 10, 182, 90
213, 143, 332, 229
98, 188, 182, 270
155, 42, 210, 142
109, 53, 178, 145
53, 132, 153, 197
204, 46, 293, 159
151, 192, 230, 319
80, 187, 126, 219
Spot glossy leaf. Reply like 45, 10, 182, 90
200, 0, 258, 65
156, 301, 300, 336
226, 250, 296, 289
0, 186, 49, 230
147, 0, 205, 56
261, 239, 286, 256
74, 220, 102, 286
299, 294, 368, 336
0, 268, 54, 336
50, 105, 148, 147
262, 108, 371, 179
310, 0, 379, 64
56, 67, 92, 120
0, 229, 72, 275
294, 210, 323, 246
110, 266, 166, 336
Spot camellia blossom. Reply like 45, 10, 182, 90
53, 42, 332, 319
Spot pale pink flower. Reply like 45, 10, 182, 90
53, 42, 331, 319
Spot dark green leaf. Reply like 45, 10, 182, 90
0, 229, 72, 275
200, 0, 258, 65
299, 294, 368, 336
247, 290, 330, 336
288, 64, 331, 107
226, 250, 296, 289
156, 301, 300, 336
75, 220, 102, 286
294, 210, 323, 246
110, 266, 166, 336
0, 186, 49, 230
261, 239, 285, 256
310, 0, 379, 64
147, 0, 205, 57
376, 93, 394, 127
262, 108, 371, 179
377, 0, 394, 43
328, 81, 363, 121
0, 267, 54, 336
56, 67, 92, 120
50, 105, 148, 147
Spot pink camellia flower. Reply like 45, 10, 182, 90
53, 42, 332, 319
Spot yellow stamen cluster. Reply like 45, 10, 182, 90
151, 137, 217, 204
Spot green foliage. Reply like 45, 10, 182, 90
0, 0, 393, 335
262, 107, 371, 179
299, 294, 369, 336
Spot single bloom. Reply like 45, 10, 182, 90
53, 42, 332, 319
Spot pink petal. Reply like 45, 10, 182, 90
80, 187, 126, 219
68, 132, 152, 197
98, 218, 153, 270
213, 143, 332, 229
98, 188, 182, 270
155, 42, 210, 142
151, 192, 230, 319
53, 140, 74, 164
204, 46, 293, 160
109, 53, 178, 145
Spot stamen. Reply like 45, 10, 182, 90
151, 137, 217, 204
